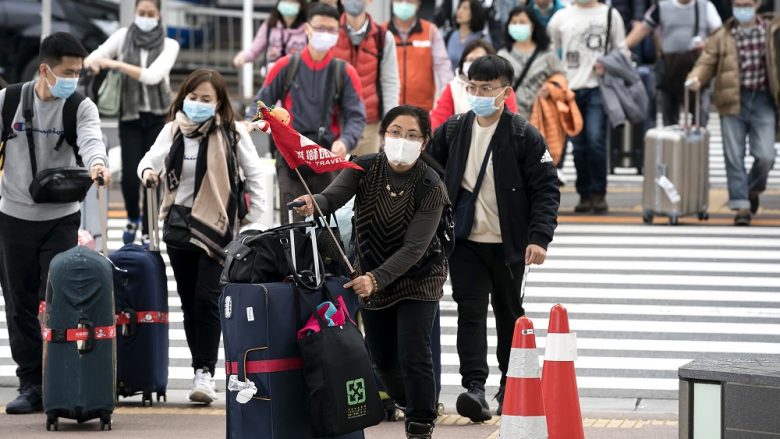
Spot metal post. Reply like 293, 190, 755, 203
242, 0, 254, 101
41, 0, 52, 40
120, 0, 136, 28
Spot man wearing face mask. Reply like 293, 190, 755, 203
332, 0, 400, 156
257, 2, 366, 224
385, 0, 453, 112
0, 32, 110, 414
688, 0, 780, 226
427, 55, 560, 421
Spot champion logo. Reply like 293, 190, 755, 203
13, 122, 25, 132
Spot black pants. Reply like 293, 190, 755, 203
167, 246, 223, 373
449, 240, 525, 390
276, 157, 336, 224
119, 112, 166, 233
661, 88, 710, 128
0, 211, 79, 388
363, 300, 438, 424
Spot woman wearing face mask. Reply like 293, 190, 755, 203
293, 105, 450, 439
446, 0, 491, 71
232, 0, 308, 73
137, 69, 267, 405
498, 6, 562, 119
85, 0, 180, 244
430, 39, 518, 130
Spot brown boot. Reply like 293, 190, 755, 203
592, 193, 608, 214
574, 196, 592, 213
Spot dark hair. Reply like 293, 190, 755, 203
169, 69, 238, 137
39, 32, 88, 67
136, 0, 161, 9
307, 2, 341, 22
504, 6, 550, 51
457, 39, 496, 75
267, 0, 308, 29
458, 0, 487, 34
379, 105, 433, 147
468, 54, 515, 85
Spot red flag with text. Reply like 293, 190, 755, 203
260, 107, 363, 174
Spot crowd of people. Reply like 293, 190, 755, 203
0, 0, 777, 438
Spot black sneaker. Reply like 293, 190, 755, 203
405, 421, 434, 439
574, 196, 592, 213
749, 192, 760, 215
494, 386, 505, 416
592, 194, 609, 214
734, 209, 752, 226
456, 384, 492, 423
5, 385, 42, 414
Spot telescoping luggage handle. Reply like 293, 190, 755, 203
145, 180, 160, 252
96, 176, 108, 255
287, 200, 321, 287
682, 81, 702, 132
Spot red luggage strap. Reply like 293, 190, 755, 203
224, 358, 303, 375
116, 311, 169, 326
42, 325, 116, 342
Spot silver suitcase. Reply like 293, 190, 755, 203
642, 89, 710, 225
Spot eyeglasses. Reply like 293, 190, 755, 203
466, 84, 508, 96
386, 129, 423, 142
310, 26, 339, 34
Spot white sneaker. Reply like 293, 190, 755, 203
189, 368, 217, 404
556, 168, 568, 186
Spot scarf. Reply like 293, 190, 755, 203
161, 112, 239, 262
120, 23, 170, 121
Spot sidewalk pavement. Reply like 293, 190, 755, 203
0, 387, 678, 438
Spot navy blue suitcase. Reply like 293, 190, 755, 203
110, 186, 169, 405
221, 277, 365, 439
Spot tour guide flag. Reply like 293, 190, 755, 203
260, 107, 363, 174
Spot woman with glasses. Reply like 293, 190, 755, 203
430, 39, 517, 130
293, 105, 450, 439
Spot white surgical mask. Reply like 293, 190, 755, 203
134, 16, 159, 32
310, 31, 339, 52
384, 137, 422, 166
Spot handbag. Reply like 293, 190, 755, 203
97, 70, 122, 117
296, 286, 384, 436
454, 142, 493, 240
162, 205, 197, 250
20, 83, 93, 204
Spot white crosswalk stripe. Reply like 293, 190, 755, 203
2, 221, 779, 400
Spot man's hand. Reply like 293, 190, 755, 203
91, 163, 111, 185
292, 194, 315, 217
331, 140, 348, 159
141, 168, 159, 187
344, 275, 375, 298
594, 61, 606, 77
525, 244, 547, 265
686, 77, 701, 92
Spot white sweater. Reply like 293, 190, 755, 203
138, 121, 268, 225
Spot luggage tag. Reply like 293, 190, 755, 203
228, 375, 258, 404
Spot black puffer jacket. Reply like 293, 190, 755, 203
427, 109, 560, 266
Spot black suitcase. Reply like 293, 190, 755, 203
42, 183, 115, 431
111, 185, 169, 405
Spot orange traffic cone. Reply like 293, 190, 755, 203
499, 316, 547, 438
541, 304, 584, 439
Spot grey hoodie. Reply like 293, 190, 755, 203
0, 81, 108, 221
598, 50, 649, 128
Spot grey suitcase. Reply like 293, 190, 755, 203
641, 89, 710, 225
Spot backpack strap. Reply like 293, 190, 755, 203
374, 24, 385, 116
605, 5, 614, 55
56, 92, 86, 166
333, 58, 346, 107
0, 83, 23, 171
282, 52, 302, 103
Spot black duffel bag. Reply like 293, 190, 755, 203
29, 167, 93, 203
221, 221, 322, 288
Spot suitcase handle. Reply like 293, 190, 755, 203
75, 319, 96, 354
96, 178, 108, 255
145, 180, 161, 252
683, 82, 701, 132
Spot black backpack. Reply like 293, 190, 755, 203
0, 82, 86, 173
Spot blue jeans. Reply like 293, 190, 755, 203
571, 88, 608, 197
720, 90, 777, 210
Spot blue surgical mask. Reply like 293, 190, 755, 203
733, 6, 755, 24
343, 0, 367, 17
45, 66, 78, 100
277, 1, 300, 18
183, 99, 217, 123
508, 24, 532, 42
468, 92, 503, 117
393, 2, 417, 21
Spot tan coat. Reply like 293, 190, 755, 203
688, 14, 780, 117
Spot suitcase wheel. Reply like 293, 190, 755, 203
142, 391, 153, 407
698, 212, 709, 221
100, 414, 112, 431
642, 211, 654, 225
668, 215, 679, 226
46, 416, 58, 432
157, 392, 167, 403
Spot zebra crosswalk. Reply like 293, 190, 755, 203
1, 220, 778, 402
